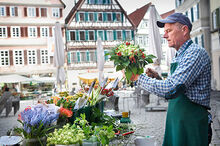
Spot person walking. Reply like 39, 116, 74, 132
133, 13, 211, 146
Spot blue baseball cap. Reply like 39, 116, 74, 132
157, 13, 192, 31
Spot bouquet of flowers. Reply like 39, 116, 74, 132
14, 104, 59, 143
107, 42, 155, 84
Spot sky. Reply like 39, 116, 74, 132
117, 0, 175, 15
63, 0, 175, 17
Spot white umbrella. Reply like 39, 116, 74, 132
97, 37, 104, 84
54, 22, 65, 90
148, 5, 162, 65
0, 74, 32, 83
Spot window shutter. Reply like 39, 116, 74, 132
201, 35, 204, 48
121, 12, 123, 22
85, 12, 88, 21
104, 30, 107, 40
197, 4, 199, 19
76, 30, 79, 41
37, 49, 40, 64
191, 7, 194, 22
60, 8, 63, 18
94, 12, 97, 22
66, 30, 70, 41
104, 50, 108, 61
217, 8, 220, 28
37, 27, 40, 37
195, 37, 198, 44
95, 0, 98, 4
85, 30, 88, 40
76, 12, 79, 22
15, 7, 18, 16
113, 12, 116, 21
24, 7, 27, 17
86, 50, 90, 61
95, 50, 97, 61
36, 8, 39, 17
77, 51, 80, 62
103, 12, 107, 21
9, 50, 13, 66
49, 27, 52, 37
21, 27, 24, 37
113, 30, 117, 40
103, 0, 106, 4
87, 0, 90, 4
122, 30, 126, 40
95, 30, 97, 40
7, 27, 11, 37
131, 30, 134, 40
24, 50, 27, 65
67, 52, 71, 64
6, 7, 10, 16
24, 27, 28, 37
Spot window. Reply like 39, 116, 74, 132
138, 36, 143, 45
89, 0, 95, 4
144, 35, 149, 45
88, 31, 94, 40
13, 50, 24, 65
107, 31, 113, 41
90, 51, 96, 62
88, 13, 94, 21
70, 31, 76, 41
11, 26, 20, 38
98, 30, 104, 40
0, 26, 7, 38
79, 31, 85, 41
27, 49, 37, 65
98, 0, 103, 4
212, 8, 220, 30
125, 30, 131, 40
40, 8, 47, 17
116, 31, 122, 40
188, 9, 191, 22
52, 8, 60, 18
98, 13, 103, 21
40, 27, 49, 37
141, 20, 148, 28
27, 7, 36, 17
80, 52, 86, 62
40, 49, 49, 64
116, 13, 121, 22
0, 6, 6, 16
0, 50, 9, 66
79, 12, 85, 21
193, 4, 198, 21
10, 6, 18, 16
28, 27, 37, 38
107, 13, 112, 21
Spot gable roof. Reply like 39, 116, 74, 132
128, 2, 151, 28
160, 9, 175, 19
65, 0, 135, 28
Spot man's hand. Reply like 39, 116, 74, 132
146, 68, 162, 80
130, 73, 140, 81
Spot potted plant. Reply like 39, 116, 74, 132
14, 104, 59, 146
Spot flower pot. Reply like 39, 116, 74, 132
22, 137, 46, 146
82, 139, 100, 146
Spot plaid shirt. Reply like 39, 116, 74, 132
137, 39, 211, 108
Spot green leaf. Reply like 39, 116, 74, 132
125, 68, 132, 81
137, 68, 144, 74
131, 66, 137, 75
116, 65, 124, 71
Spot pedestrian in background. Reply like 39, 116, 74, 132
133, 13, 211, 146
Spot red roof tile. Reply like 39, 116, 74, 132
160, 9, 175, 19
128, 2, 151, 28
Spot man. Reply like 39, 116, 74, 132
134, 13, 211, 146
